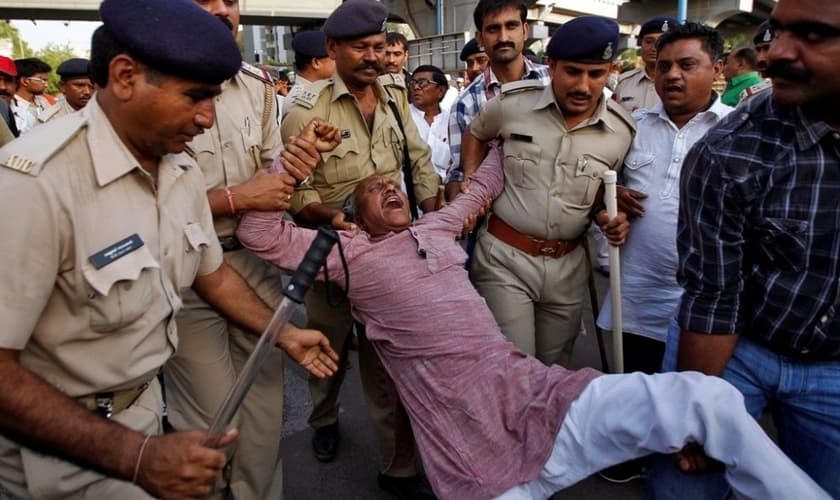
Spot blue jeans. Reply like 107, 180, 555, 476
646, 333, 840, 500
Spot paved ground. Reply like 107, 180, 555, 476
279, 265, 647, 500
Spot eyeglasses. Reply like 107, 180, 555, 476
409, 78, 440, 89
26, 76, 49, 85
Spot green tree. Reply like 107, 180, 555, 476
0, 21, 33, 58
35, 43, 76, 93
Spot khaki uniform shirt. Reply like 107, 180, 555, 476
186, 64, 282, 237
0, 99, 222, 398
470, 82, 635, 241
283, 75, 312, 117
39, 99, 76, 124
283, 74, 439, 212
613, 68, 660, 113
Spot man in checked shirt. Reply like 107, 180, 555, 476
647, 1, 840, 498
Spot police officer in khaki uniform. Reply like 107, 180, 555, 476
282, 0, 439, 496
283, 31, 335, 117
614, 16, 678, 113
464, 16, 634, 366
39, 58, 93, 123
0, 1, 338, 499
163, 1, 294, 498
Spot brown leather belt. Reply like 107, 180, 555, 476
487, 215, 580, 258
76, 382, 150, 419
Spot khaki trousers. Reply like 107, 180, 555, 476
165, 249, 286, 500
305, 282, 418, 476
0, 380, 162, 499
471, 229, 588, 366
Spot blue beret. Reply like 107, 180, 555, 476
639, 16, 679, 38
753, 20, 773, 46
546, 16, 619, 63
99, 0, 241, 85
459, 38, 484, 61
56, 58, 89, 79
323, 0, 388, 40
292, 31, 328, 58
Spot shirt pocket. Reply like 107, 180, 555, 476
321, 136, 362, 185
240, 118, 263, 168
82, 244, 159, 333
750, 217, 808, 272
504, 142, 541, 190
622, 151, 655, 192
569, 153, 610, 208
179, 222, 211, 288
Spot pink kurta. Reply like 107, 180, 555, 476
237, 147, 600, 499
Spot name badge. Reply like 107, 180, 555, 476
510, 133, 533, 143
88, 234, 144, 270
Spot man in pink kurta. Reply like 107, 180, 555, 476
237, 144, 829, 500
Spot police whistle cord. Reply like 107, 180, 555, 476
204, 227, 340, 446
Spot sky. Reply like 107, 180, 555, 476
10, 20, 101, 56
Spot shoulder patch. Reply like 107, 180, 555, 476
0, 113, 87, 176
240, 62, 271, 83
606, 98, 637, 133
291, 78, 333, 110
378, 73, 406, 89
500, 79, 544, 97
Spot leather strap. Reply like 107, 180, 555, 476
487, 215, 580, 258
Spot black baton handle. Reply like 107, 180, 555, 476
284, 226, 339, 303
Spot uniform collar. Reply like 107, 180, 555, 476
331, 75, 392, 105
645, 94, 732, 124
85, 98, 191, 188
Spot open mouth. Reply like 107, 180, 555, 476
383, 194, 403, 209
664, 85, 683, 93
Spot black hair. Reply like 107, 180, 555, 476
411, 64, 447, 87
473, 0, 527, 31
655, 22, 724, 62
730, 46, 758, 70
14, 57, 51, 78
386, 32, 408, 49
294, 53, 315, 72
276, 70, 290, 83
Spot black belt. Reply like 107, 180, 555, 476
219, 235, 244, 252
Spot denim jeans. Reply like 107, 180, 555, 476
647, 331, 840, 500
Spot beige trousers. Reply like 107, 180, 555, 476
305, 282, 418, 476
0, 380, 162, 499
471, 229, 589, 366
165, 249, 286, 500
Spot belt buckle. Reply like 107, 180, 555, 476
95, 393, 114, 419
540, 245, 556, 256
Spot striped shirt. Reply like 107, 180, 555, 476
445, 59, 551, 183
677, 91, 840, 359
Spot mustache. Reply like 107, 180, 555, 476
765, 61, 810, 83
354, 61, 384, 73
493, 42, 515, 51
567, 92, 591, 100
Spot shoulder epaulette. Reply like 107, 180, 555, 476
378, 73, 406, 89
291, 78, 333, 110
499, 79, 544, 97
37, 102, 62, 123
240, 62, 272, 83
606, 98, 637, 133
0, 113, 87, 176
617, 68, 641, 82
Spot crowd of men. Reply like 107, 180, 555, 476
0, 0, 837, 499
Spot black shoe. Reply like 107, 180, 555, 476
377, 473, 437, 500
598, 458, 646, 484
312, 423, 340, 462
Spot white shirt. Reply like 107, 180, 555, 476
597, 97, 732, 341
440, 86, 458, 113
409, 103, 451, 180
11, 94, 51, 134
